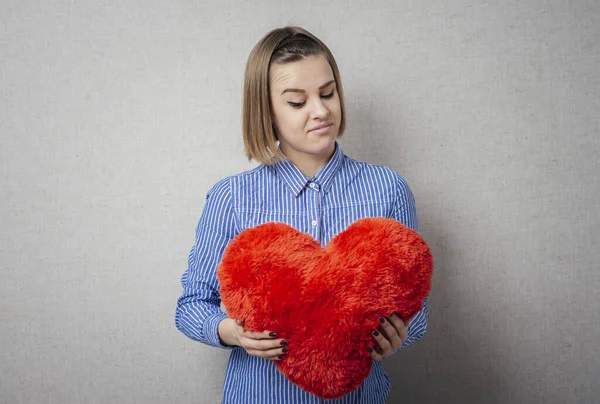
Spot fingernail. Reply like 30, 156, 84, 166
281, 340, 288, 346
368, 347, 373, 353
269, 332, 277, 338
278, 355, 284, 360
282, 347, 289, 353
379, 317, 385, 324
373, 331, 380, 337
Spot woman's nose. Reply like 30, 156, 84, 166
310, 99, 329, 119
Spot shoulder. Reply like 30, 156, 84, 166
344, 154, 412, 192
206, 164, 271, 198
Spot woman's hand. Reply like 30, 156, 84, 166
368, 313, 412, 361
220, 318, 288, 361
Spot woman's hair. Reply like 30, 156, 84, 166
242, 26, 346, 164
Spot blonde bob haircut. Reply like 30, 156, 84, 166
243, 26, 346, 165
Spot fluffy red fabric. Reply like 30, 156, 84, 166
217, 217, 433, 399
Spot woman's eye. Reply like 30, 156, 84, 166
287, 90, 334, 108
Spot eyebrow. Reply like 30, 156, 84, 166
281, 80, 335, 95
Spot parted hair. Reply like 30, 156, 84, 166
242, 27, 346, 164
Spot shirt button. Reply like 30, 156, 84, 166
309, 183, 317, 189
312, 220, 318, 227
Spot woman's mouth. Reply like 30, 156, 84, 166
309, 123, 333, 134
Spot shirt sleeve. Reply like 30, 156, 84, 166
391, 172, 429, 353
175, 177, 237, 349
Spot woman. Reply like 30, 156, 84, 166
175, 26, 429, 403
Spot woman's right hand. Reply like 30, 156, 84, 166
220, 318, 288, 361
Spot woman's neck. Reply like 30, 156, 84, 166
281, 145, 336, 178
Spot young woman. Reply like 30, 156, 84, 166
176, 26, 429, 404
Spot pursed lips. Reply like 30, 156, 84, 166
309, 123, 333, 132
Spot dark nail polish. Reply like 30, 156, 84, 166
282, 347, 289, 353
269, 332, 277, 338
368, 347, 373, 353
281, 340, 288, 346
379, 317, 385, 324
373, 331, 380, 337
279, 356, 284, 360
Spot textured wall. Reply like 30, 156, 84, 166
1, 1, 598, 403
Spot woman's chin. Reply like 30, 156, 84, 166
312, 139, 337, 159
312, 131, 337, 147
310, 138, 335, 154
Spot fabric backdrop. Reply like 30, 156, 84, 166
1, 0, 598, 403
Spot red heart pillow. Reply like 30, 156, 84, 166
217, 217, 433, 399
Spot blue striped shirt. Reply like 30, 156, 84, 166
175, 142, 429, 403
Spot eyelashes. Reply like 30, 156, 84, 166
288, 90, 335, 108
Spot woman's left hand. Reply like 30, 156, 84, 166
368, 313, 413, 361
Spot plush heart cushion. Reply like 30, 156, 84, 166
217, 217, 433, 399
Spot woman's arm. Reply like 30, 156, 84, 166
392, 173, 429, 352
175, 178, 237, 349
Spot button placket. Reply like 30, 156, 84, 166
308, 182, 321, 239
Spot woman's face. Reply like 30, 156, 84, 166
269, 54, 342, 165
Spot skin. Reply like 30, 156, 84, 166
218, 54, 411, 361
269, 54, 341, 178
218, 319, 288, 361
369, 314, 414, 361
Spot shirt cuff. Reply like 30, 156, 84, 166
204, 312, 237, 350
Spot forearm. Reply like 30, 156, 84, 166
175, 293, 235, 349
397, 297, 429, 352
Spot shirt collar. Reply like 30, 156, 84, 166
273, 141, 345, 198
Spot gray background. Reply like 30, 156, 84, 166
1, 0, 599, 403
